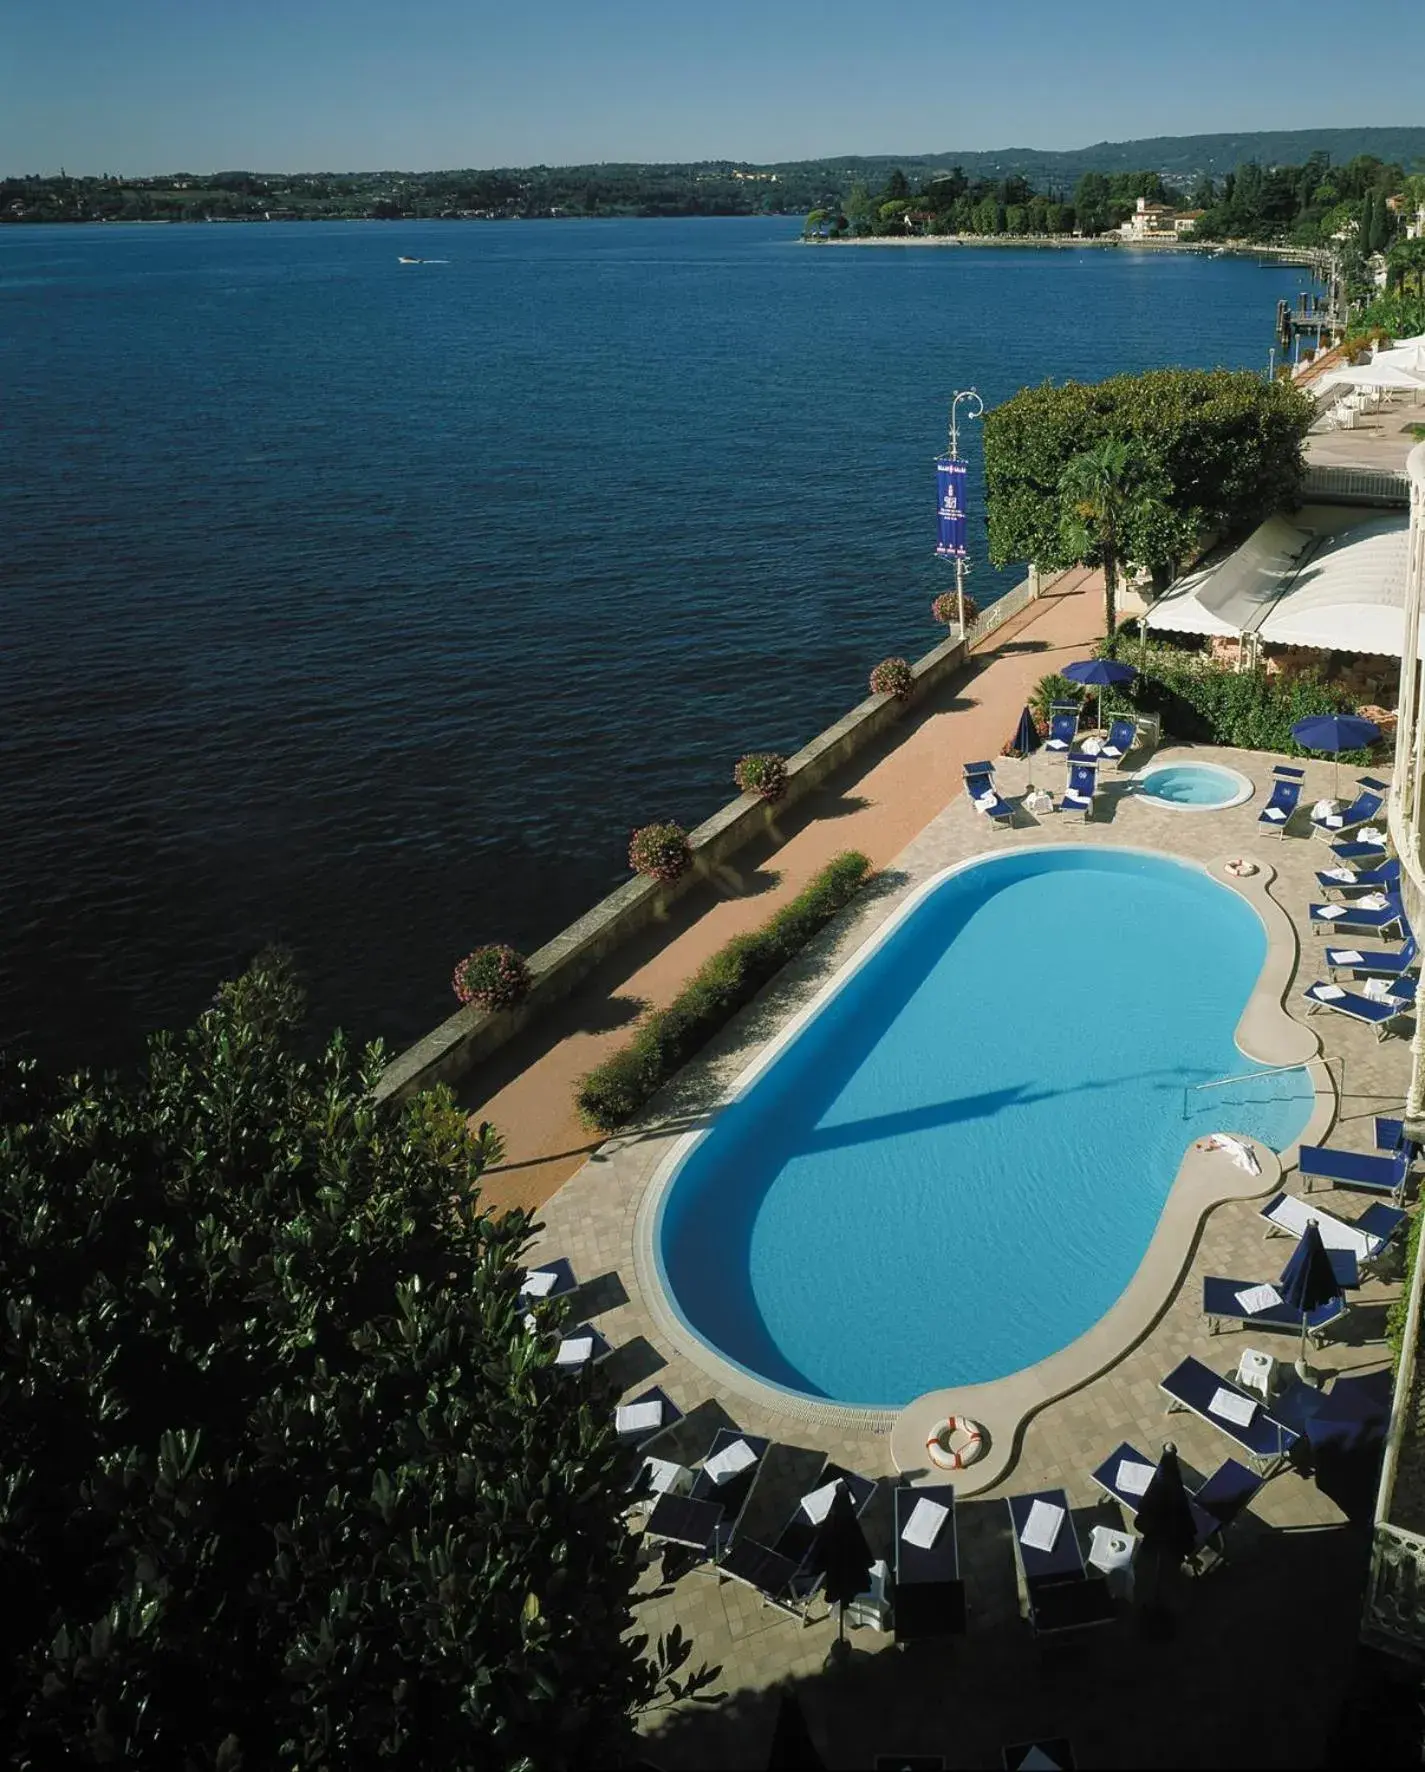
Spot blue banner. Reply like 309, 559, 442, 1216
935, 457, 968, 558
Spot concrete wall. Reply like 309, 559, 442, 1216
374, 572, 1045, 1104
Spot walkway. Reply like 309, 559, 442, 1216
470, 568, 1104, 1217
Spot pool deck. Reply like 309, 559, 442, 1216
524, 741, 1412, 1768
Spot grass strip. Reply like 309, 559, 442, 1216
575, 850, 872, 1132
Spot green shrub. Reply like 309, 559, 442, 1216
734, 752, 789, 802
869, 657, 914, 700
1118, 641, 1372, 757
931, 590, 980, 628
1389, 1208, 1424, 1365
1029, 672, 1084, 733
629, 822, 693, 883
451, 943, 532, 1010
575, 851, 872, 1131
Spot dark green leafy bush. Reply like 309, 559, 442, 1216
0, 952, 718, 1766
1389, 1209, 1423, 1363
576, 852, 872, 1131
1119, 641, 1372, 757
451, 941, 532, 1009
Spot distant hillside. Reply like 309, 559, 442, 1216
784, 128, 1425, 193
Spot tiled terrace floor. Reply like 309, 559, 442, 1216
530, 747, 1414, 1768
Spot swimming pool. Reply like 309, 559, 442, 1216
1135, 762, 1253, 810
652, 847, 1313, 1409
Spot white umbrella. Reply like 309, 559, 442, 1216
1371, 344, 1425, 374
1320, 361, 1425, 391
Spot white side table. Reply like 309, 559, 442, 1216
1236, 1347, 1277, 1401
1086, 1525, 1136, 1600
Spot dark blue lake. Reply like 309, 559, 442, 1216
1, 218, 1309, 1069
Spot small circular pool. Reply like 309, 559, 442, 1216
1135, 762, 1253, 811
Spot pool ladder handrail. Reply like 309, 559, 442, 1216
1180, 1055, 1339, 1120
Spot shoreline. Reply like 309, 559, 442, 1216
803, 234, 1325, 264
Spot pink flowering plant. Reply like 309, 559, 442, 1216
629, 821, 693, 883
931, 590, 979, 627
734, 752, 789, 802
451, 943, 532, 1011
869, 657, 915, 700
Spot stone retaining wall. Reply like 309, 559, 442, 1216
374, 571, 1048, 1102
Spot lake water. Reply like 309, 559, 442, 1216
1, 218, 1309, 1070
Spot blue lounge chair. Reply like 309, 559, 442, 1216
773, 1461, 878, 1572
1257, 777, 1302, 835
1005, 1490, 1115, 1636
1060, 759, 1097, 820
1314, 858, 1401, 896
1159, 1356, 1299, 1472
1375, 1116, 1421, 1162
1090, 1442, 1263, 1564
688, 1429, 771, 1522
1202, 1272, 1352, 1344
964, 762, 1015, 830
893, 1483, 965, 1641
614, 1386, 683, 1449
553, 1322, 612, 1371
1325, 932, 1418, 980
1311, 788, 1384, 840
1099, 716, 1138, 768
1043, 703, 1079, 760
1298, 1143, 1411, 1205
1309, 894, 1404, 937
518, 1255, 580, 1303
1330, 834, 1390, 866
1304, 981, 1413, 1040
1259, 1188, 1407, 1270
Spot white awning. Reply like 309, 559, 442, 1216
1143, 516, 1314, 639
1144, 510, 1413, 655
1255, 514, 1411, 653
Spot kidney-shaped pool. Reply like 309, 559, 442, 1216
652, 846, 1313, 1409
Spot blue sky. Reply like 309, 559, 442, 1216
4, 0, 1423, 175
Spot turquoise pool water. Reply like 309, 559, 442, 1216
655, 847, 1313, 1408
1136, 763, 1249, 808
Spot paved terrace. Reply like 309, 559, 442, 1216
1306, 398, 1423, 475
524, 748, 1412, 1769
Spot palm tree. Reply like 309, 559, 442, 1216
1058, 438, 1165, 637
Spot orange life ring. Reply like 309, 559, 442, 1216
1224, 858, 1258, 879
926, 1415, 986, 1471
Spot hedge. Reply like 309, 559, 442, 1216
575, 851, 872, 1132
1112, 640, 1373, 760
1388, 1208, 1423, 1366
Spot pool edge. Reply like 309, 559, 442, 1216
629, 842, 1332, 1439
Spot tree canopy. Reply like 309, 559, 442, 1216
984, 369, 1314, 579
0, 955, 713, 1768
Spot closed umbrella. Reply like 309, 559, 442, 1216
1062, 657, 1139, 733
813, 1483, 874, 1657
1279, 1220, 1341, 1384
1008, 705, 1038, 758
1290, 713, 1381, 800
1132, 1440, 1198, 1638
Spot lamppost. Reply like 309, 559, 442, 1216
936, 389, 984, 632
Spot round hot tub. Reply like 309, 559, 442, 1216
1134, 762, 1253, 811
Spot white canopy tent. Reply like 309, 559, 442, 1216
1143, 511, 1414, 656
1371, 342, 1425, 374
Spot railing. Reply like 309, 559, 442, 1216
1300, 463, 1411, 507
1180, 1059, 1332, 1122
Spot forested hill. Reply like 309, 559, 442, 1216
855, 127, 1425, 188
6, 127, 1424, 224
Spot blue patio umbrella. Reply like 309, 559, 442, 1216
1290, 713, 1381, 798
1279, 1220, 1342, 1384
1062, 657, 1139, 730
1009, 705, 1038, 758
